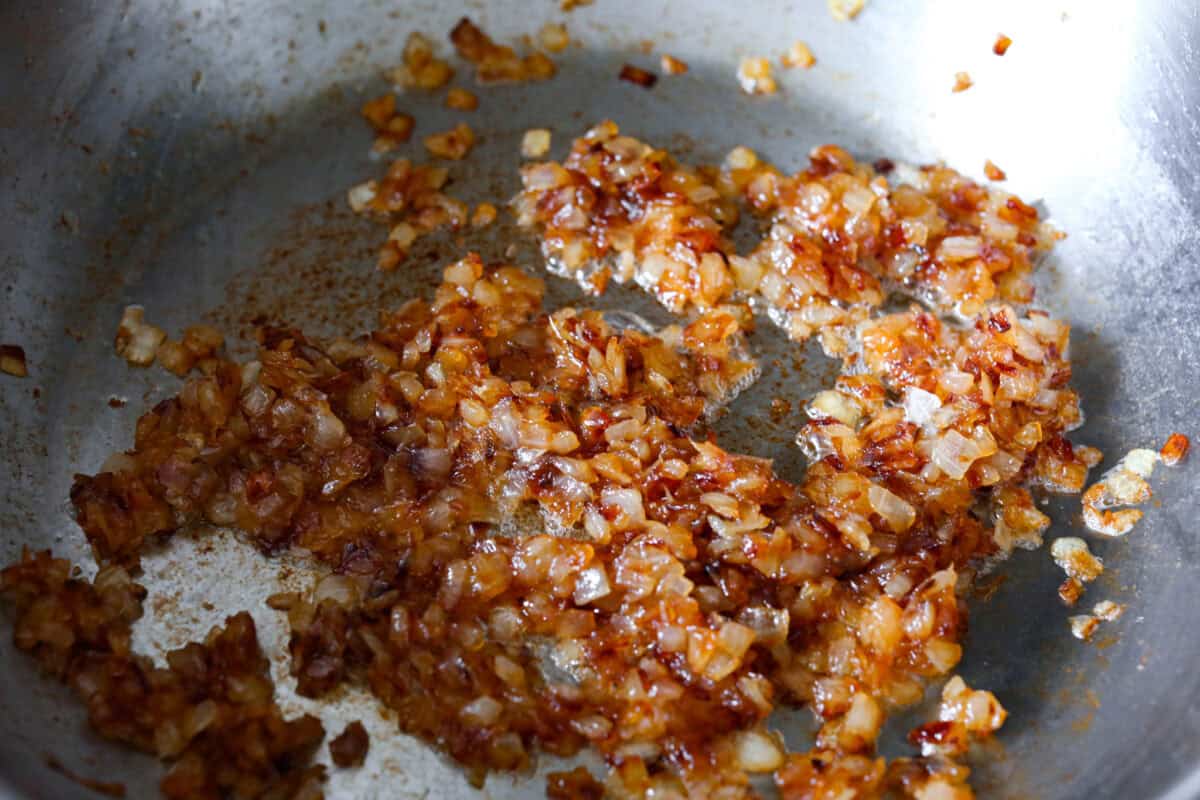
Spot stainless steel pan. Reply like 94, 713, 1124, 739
2, 1, 1198, 797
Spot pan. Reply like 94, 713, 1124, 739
1, 1, 1198, 797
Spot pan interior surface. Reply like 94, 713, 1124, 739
1, 1, 1198, 798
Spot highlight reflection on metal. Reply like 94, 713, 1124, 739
0, 0, 1197, 798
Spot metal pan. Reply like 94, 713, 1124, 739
1, 1, 1198, 797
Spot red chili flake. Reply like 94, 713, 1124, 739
993, 34, 1013, 56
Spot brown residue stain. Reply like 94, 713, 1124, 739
44, 754, 126, 797
972, 573, 1007, 602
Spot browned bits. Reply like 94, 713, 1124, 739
1081, 449, 1159, 536
561, 0, 592, 9
546, 767, 604, 799
1094, 600, 1124, 621
155, 325, 224, 377
984, 159, 1007, 181
1058, 577, 1084, 606
28, 223, 1104, 797
953, 71, 974, 92
445, 87, 479, 111
781, 40, 816, 69
370, 115, 415, 154
1052, 537, 1104, 584
361, 94, 396, 129
329, 721, 370, 767
660, 54, 689, 75
907, 676, 1006, 758
618, 63, 657, 88
4, 106, 1141, 797
450, 17, 557, 83
994, 33, 1013, 55
391, 32, 455, 90
0, 552, 326, 798
155, 339, 192, 376
0, 344, 28, 377
738, 57, 777, 94
1161, 432, 1190, 466
360, 93, 415, 153
537, 22, 570, 53
45, 258, 779, 795
828, 0, 866, 21
115, 306, 165, 366
423, 122, 476, 160
1070, 614, 1101, 641
520, 128, 552, 158
346, 158, 467, 270
471, 202, 498, 227
516, 123, 1060, 348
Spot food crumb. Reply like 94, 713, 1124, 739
373, 116, 415, 154
1160, 432, 1189, 466
828, 0, 865, 21
471, 202, 498, 228
993, 34, 1013, 56
1082, 448, 1160, 536
329, 721, 370, 768
1093, 600, 1124, 622
450, 17, 557, 83
114, 306, 166, 367
390, 32, 455, 91
1057, 577, 1083, 606
538, 22, 570, 53
952, 71, 973, 92
153, 325, 224, 377
381, 223, 421, 270
546, 767, 604, 799
1069, 614, 1100, 641
521, 128, 552, 158
445, 87, 479, 111
984, 160, 1007, 181
781, 40, 816, 70
618, 63, 657, 88
1050, 537, 1104, 583
361, 93, 415, 153
361, 94, 396, 129
0, 344, 28, 377
561, 0, 592, 10
660, 54, 689, 75
424, 122, 476, 160
737, 57, 777, 95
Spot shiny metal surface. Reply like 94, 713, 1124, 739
1, 1, 1198, 797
